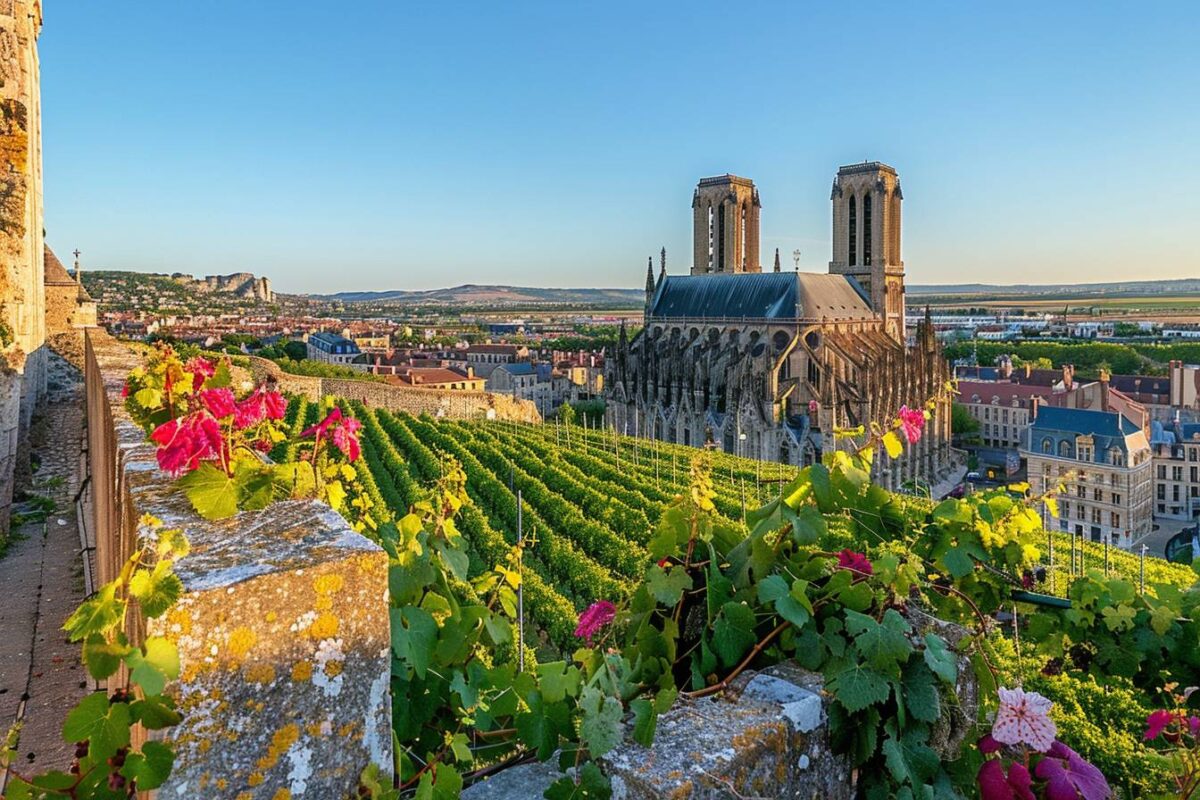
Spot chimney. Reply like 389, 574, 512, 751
1099, 368, 1110, 411
1024, 363, 1032, 379
999, 356, 1012, 380
1062, 364, 1074, 388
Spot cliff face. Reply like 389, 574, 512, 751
169, 272, 274, 301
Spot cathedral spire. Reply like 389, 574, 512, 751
660, 246, 666, 276
774, 248, 780, 273
645, 256, 654, 297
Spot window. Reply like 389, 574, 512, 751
1159, 465, 1167, 479
717, 203, 726, 271
1093, 488, 1102, 502
848, 195, 857, 266
1109, 449, 1122, 466
1111, 512, 1121, 527
1078, 444, 1093, 462
1076, 485, 1086, 498
1191, 447, 1198, 462
1061, 501, 1070, 518
1003, 409, 1010, 423
1091, 508, 1101, 525
1059, 440, 1073, 458
1158, 484, 1167, 500
1174, 466, 1184, 481
1042, 437, 1053, 454
1174, 485, 1181, 501
1192, 466, 1198, 483
863, 193, 873, 266
1112, 493, 1121, 505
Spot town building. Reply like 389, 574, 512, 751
1023, 406, 1153, 549
607, 164, 959, 490
388, 367, 485, 391
306, 332, 362, 365
1149, 419, 1200, 520
487, 362, 539, 399
465, 343, 528, 378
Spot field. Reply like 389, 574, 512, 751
272, 396, 1198, 652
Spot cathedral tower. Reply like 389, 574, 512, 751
691, 175, 760, 274
829, 162, 905, 341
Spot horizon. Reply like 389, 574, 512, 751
40, 1, 1200, 294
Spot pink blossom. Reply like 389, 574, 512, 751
1035, 741, 1110, 800
186, 356, 216, 391
1190, 716, 1200, 738
150, 412, 224, 476
301, 406, 344, 439
121, 381, 129, 398
1144, 709, 1176, 741
977, 759, 1035, 800
330, 415, 362, 462
897, 405, 926, 444
992, 687, 1057, 752
574, 600, 616, 644
199, 387, 237, 419
808, 400, 819, 415
836, 549, 873, 581
234, 386, 286, 429
978, 734, 1003, 755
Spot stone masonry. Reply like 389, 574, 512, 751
86, 330, 393, 797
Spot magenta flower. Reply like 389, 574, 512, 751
992, 687, 1057, 753
898, 405, 926, 444
1145, 709, 1175, 741
574, 600, 616, 644
1035, 741, 1110, 800
1190, 716, 1200, 738
836, 549, 873, 581
301, 408, 361, 462
150, 412, 224, 476
977, 759, 1035, 800
186, 356, 216, 391
234, 386, 287, 429
808, 400, 819, 415
200, 387, 237, 419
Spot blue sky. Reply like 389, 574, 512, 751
40, 1, 1200, 294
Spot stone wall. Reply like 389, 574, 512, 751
0, 0, 47, 538
85, 330, 393, 798
246, 356, 542, 423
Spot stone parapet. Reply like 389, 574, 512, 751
84, 330, 392, 798
245, 355, 541, 423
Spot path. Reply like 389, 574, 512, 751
0, 345, 89, 788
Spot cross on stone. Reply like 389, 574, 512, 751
792, 249, 801, 270
72, 249, 80, 260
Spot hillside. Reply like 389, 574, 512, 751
316, 284, 644, 308
82, 270, 277, 313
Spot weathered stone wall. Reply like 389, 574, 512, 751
45, 282, 96, 333
85, 330, 393, 797
246, 356, 542, 423
0, 0, 46, 538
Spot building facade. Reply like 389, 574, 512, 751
1023, 406, 1153, 549
1150, 420, 1200, 520
608, 164, 959, 490
307, 332, 362, 365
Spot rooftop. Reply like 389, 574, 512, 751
1031, 405, 1141, 438
648, 272, 874, 322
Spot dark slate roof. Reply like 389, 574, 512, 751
1032, 406, 1141, 438
647, 272, 874, 322
1182, 423, 1200, 442
498, 363, 536, 376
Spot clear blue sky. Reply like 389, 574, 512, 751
39, 1, 1200, 294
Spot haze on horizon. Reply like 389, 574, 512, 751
39, 1, 1200, 295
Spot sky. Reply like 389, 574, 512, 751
38, 1, 1200, 294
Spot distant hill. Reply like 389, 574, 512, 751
908, 278, 1200, 296
317, 284, 645, 307
82, 270, 276, 313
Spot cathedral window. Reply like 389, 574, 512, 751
863, 193, 873, 266
741, 204, 748, 269
717, 203, 726, 272
847, 195, 857, 265
707, 205, 715, 272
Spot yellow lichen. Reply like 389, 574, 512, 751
315, 594, 334, 611
168, 607, 192, 635
265, 611, 278, 623
248, 772, 264, 787
245, 663, 276, 684
309, 612, 339, 639
255, 723, 301, 772
323, 660, 343, 679
227, 627, 257, 659
272, 790, 291, 800
314, 574, 344, 594
292, 661, 313, 682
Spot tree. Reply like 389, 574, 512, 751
951, 402, 981, 439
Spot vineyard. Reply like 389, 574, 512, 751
271, 395, 1197, 654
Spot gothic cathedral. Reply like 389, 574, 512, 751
606, 163, 960, 491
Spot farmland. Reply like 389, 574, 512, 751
271, 395, 1197, 653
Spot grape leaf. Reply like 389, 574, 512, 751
922, 634, 957, 685
126, 637, 180, 696
828, 663, 890, 712
177, 462, 239, 520
62, 693, 130, 762
391, 606, 438, 679
120, 740, 174, 790
845, 609, 912, 671
579, 686, 623, 757
129, 561, 182, 618
712, 601, 757, 668
646, 564, 692, 606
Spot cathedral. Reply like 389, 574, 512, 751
606, 163, 959, 490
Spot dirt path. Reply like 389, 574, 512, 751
0, 348, 90, 787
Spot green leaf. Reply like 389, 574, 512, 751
845, 609, 912, 671
631, 697, 657, 746
712, 601, 757, 668
129, 561, 183, 618
62, 693, 130, 762
126, 637, 180, 696
789, 505, 828, 545
756, 575, 789, 603
922, 634, 957, 685
810, 464, 835, 512
133, 387, 163, 409
120, 740, 174, 790
177, 462, 239, 520
544, 762, 612, 799
942, 546, 974, 579
391, 606, 438, 678
901, 661, 940, 723
130, 694, 182, 729
515, 690, 572, 761
448, 732, 473, 764
579, 687, 623, 758
828, 663, 890, 712
646, 564, 692, 606
63, 582, 124, 640
82, 634, 131, 680
537, 661, 582, 704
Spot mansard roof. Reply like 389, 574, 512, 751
647, 272, 875, 322
1031, 406, 1141, 439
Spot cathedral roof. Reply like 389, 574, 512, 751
44, 245, 74, 284
647, 272, 875, 322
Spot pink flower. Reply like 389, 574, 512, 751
150, 412, 224, 476
121, 381, 130, 398
301, 406, 344, 439
234, 386, 287, 429
808, 400, 819, 415
898, 405, 926, 444
1190, 716, 1200, 738
574, 600, 616, 644
186, 356, 216, 391
836, 549, 873, 581
1144, 709, 1176, 741
978, 734, 1003, 755
992, 687, 1057, 752
199, 387, 236, 419
978, 759, 1035, 800
1035, 741, 1110, 800
330, 415, 362, 462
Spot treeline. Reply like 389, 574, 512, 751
944, 341, 1156, 377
